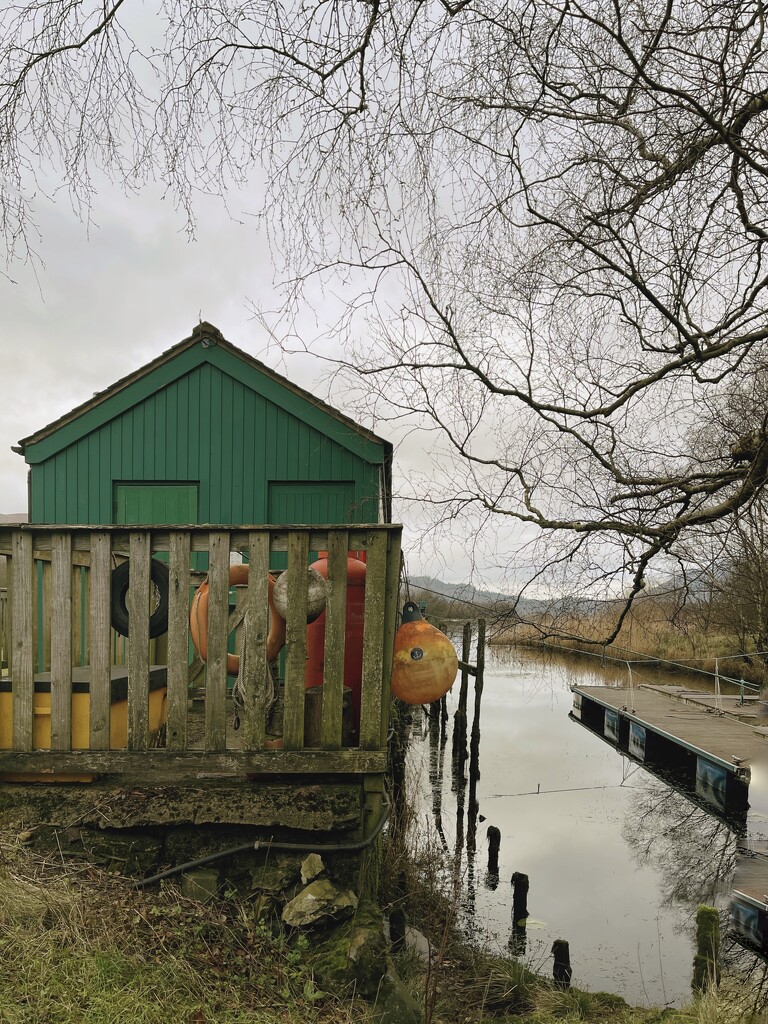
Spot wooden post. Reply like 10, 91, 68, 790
283, 530, 309, 750
487, 825, 501, 875
452, 621, 471, 768
321, 530, 348, 749
242, 531, 270, 750
360, 530, 388, 750
552, 940, 572, 988
692, 905, 721, 992
205, 531, 231, 751
88, 531, 112, 750
50, 532, 73, 751
11, 531, 34, 751
511, 871, 529, 923
166, 531, 191, 751
127, 532, 151, 750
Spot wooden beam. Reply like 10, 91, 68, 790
89, 532, 112, 750
205, 532, 230, 751
321, 531, 348, 750
127, 533, 150, 750
242, 532, 270, 750
359, 530, 387, 750
166, 532, 191, 751
50, 533, 73, 751
11, 531, 34, 751
283, 531, 309, 750
0, 748, 388, 781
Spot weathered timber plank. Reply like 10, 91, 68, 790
50, 533, 73, 751
11, 532, 34, 751
283, 531, 309, 750
89, 532, 112, 750
380, 529, 402, 746
205, 532, 230, 751
242, 532, 270, 750
359, 530, 388, 750
127, 533, 151, 750
321, 530, 348, 750
167, 532, 191, 751
40, 560, 51, 671
0, 748, 388, 779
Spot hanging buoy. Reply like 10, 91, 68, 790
190, 565, 286, 675
272, 566, 328, 623
391, 602, 458, 705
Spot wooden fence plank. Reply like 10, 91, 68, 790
283, 531, 309, 750
50, 533, 73, 751
321, 530, 348, 749
11, 532, 34, 751
242, 532, 270, 750
167, 532, 191, 751
380, 529, 402, 746
89, 531, 112, 750
205, 532, 230, 751
41, 561, 51, 671
359, 530, 388, 750
127, 533, 151, 750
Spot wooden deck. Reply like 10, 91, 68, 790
642, 684, 765, 725
573, 684, 768, 778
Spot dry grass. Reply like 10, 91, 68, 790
502, 598, 767, 688
0, 832, 373, 1024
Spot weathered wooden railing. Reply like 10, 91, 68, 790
0, 525, 402, 783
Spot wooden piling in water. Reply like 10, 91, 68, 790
487, 825, 501, 875
452, 622, 471, 769
552, 940, 572, 989
467, 619, 486, 854
511, 871, 529, 923
692, 905, 721, 992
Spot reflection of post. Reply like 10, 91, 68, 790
429, 698, 448, 850
467, 619, 486, 855
552, 940, 572, 988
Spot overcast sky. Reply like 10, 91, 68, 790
0, 178, 519, 588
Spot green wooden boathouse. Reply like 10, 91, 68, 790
15, 321, 392, 528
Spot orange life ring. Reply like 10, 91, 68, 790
190, 565, 286, 675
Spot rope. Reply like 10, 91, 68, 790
627, 660, 635, 713
232, 618, 246, 730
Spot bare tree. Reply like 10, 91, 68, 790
4, 1, 768, 639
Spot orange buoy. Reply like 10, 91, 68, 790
190, 565, 286, 675
391, 601, 458, 705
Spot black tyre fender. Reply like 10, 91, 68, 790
110, 559, 170, 639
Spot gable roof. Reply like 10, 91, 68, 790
16, 322, 392, 469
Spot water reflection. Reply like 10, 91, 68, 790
406, 645, 767, 1008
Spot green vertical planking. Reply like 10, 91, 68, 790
28, 346, 387, 527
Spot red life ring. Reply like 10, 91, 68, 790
190, 564, 286, 675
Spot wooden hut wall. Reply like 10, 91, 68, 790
25, 356, 383, 526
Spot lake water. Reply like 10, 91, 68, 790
405, 646, 754, 1008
